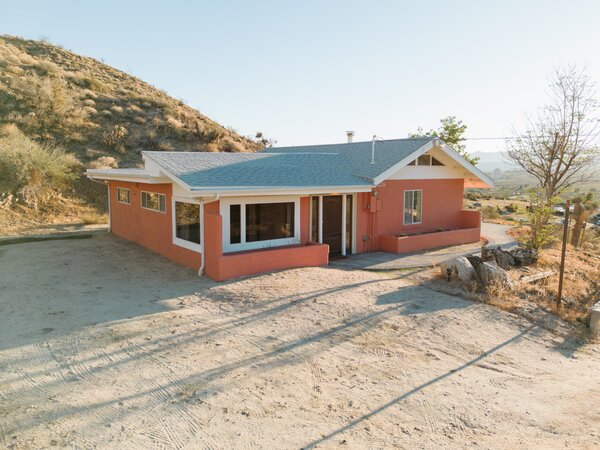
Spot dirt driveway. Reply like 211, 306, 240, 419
0, 234, 599, 449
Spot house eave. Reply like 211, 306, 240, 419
188, 185, 373, 197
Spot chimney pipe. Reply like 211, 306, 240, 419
346, 131, 355, 143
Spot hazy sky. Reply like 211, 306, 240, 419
2, 1, 600, 152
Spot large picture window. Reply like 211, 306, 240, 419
141, 191, 166, 213
404, 190, 422, 224
222, 197, 300, 252
246, 202, 294, 242
175, 202, 200, 244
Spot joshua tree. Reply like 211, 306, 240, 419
570, 192, 598, 246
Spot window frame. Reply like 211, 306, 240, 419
141, 191, 166, 214
220, 196, 301, 253
172, 197, 203, 253
116, 187, 131, 205
403, 189, 423, 225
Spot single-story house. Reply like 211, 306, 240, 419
86, 137, 493, 281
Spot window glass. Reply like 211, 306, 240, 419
407, 159, 416, 166
311, 197, 319, 242
175, 202, 200, 245
431, 157, 444, 166
245, 202, 294, 242
417, 154, 431, 166
141, 192, 166, 213
404, 190, 422, 224
230, 204, 241, 244
117, 188, 130, 204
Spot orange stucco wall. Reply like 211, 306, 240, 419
108, 181, 201, 270
203, 199, 328, 281
108, 177, 478, 280
353, 178, 476, 253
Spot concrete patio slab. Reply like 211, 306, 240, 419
331, 222, 517, 270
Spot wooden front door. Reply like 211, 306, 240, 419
322, 195, 343, 255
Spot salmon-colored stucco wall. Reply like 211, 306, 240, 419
110, 190, 324, 280
108, 181, 201, 270
353, 179, 472, 252
203, 199, 328, 281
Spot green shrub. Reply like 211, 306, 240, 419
481, 206, 500, 220
0, 128, 78, 207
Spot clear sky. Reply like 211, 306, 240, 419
2, 0, 600, 152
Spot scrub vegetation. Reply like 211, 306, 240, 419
0, 35, 262, 233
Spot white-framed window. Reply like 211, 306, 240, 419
407, 154, 444, 166
117, 187, 130, 205
172, 197, 202, 253
221, 196, 300, 253
141, 191, 166, 213
404, 190, 422, 225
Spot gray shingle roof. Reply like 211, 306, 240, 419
144, 138, 433, 189
264, 138, 432, 181
144, 151, 372, 188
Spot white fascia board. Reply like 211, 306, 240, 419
372, 140, 436, 185
141, 151, 195, 193
188, 185, 373, 197
439, 144, 495, 188
85, 169, 170, 184
372, 139, 495, 188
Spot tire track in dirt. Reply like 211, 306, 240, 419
395, 353, 441, 435
106, 338, 221, 450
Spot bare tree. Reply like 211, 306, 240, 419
507, 67, 600, 203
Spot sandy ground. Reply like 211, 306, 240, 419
0, 234, 599, 449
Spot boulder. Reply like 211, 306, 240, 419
440, 256, 476, 282
476, 262, 514, 288
510, 248, 537, 266
494, 249, 515, 270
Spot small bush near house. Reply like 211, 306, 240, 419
0, 127, 78, 208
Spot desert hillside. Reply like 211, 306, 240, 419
0, 35, 263, 233
0, 35, 261, 166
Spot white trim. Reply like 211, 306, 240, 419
107, 182, 112, 232
372, 139, 495, 188
172, 197, 202, 253
310, 194, 355, 254
403, 189, 423, 225
351, 193, 357, 254
116, 187, 131, 205
438, 143, 495, 187
220, 196, 301, 253
318, 196, 323, 244
141, 191, 167, 214
341, 194, 347, 256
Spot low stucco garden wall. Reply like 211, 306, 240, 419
379, 210, 481, 254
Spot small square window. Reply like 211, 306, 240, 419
141, 191, 166, 213
117, 187, 130, 204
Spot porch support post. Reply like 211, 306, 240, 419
318, 196, 323, 244
341, 194, 347, 256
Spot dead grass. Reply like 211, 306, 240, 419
0, 196, 108, 236
0, 34, 263, 228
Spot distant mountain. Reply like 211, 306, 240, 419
471, 151, 517, 173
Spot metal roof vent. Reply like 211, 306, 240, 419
346, 131, 355, 143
